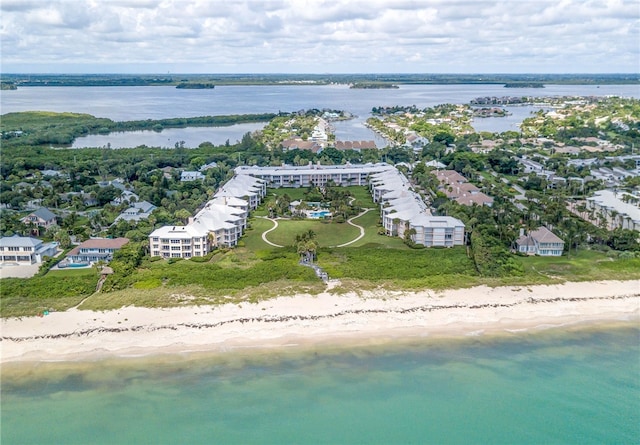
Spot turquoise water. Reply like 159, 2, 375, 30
309, 210, 332, 219
2, 325, 639, 444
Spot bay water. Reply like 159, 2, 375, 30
2, 324, 638, 444
2, 84, 639, 148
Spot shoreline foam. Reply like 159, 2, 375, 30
1, 280, 638, 364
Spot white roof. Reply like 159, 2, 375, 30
235, 163, 393, 176
410, 215, 465, 229
150, 225, 208, 238
0, 234, 43, 248
210, 196, 248, 208
587, 190, 640, 222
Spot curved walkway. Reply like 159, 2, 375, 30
336, 208, 372, 247
258, 216, 284, 248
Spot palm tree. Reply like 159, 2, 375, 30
208, 232, 217, 251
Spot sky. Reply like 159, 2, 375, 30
1, 0, 639, 74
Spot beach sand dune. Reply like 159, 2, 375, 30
1, 280, 638, 363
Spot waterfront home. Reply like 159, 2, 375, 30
149, 193, 251, 259
66, 237, 129, 264
281, 138, 323, 153
515, 227, 564, 256
0, 235, 58, 264
149, 202, 247, 258
334, 140, 377, 151
149, 225, 209, 259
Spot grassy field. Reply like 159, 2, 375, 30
319, 246, 482, 291
315, 246, 640, 293
347, 210, 407, 248
0, 270, 99, 318
264, 219, 361, 247
247, 184, 400, 249
519, 250, 640, 283
77, 249, 324, 311
242, 218, 275, 250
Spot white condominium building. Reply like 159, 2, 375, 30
370, 169, 465, 247
213, 174, 266, 210
235, 162, 393, 188
150, 163, 465, 258
586, 190, 640, 231
150, 175, 263, 259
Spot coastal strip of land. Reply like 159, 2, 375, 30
1, 280, 638, 363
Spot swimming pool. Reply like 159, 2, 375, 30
308, 210, 332, 219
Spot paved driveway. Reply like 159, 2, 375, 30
0, 263, 40, 279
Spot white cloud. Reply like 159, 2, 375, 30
1, 0, 638, 73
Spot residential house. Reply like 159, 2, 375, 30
281, 138, 323, 153
0, 235, 58, 264
515, 227, 565, 256
62, 192, 98, 207
199, 161, 218, 172
334, 140, 377, 151
41, 169, 66, 178
404, 133, 429, 151
21, 207, 57, 232
424, 160, 447, 169
66, 237, 129, 264
180, 171, 205, 182
434, 170, 494, 207
111, 190, 139, 206
115, 201, 157, 223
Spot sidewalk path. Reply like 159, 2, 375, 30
258, 216, 284, 248
336, 208, 372, 247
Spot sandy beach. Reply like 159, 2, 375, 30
1, 280, 638, 363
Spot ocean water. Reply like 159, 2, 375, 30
2, 324, 639, 445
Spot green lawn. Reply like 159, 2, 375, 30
248, 185, 401, 250
267, 185, 375, 206
242, 217, 276, 251
265, 219, 360, 247
46, 267, 97, 277
266, 187, 308, 201
347, 209, 407, 248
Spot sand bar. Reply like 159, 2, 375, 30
1, 280, 638, 363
